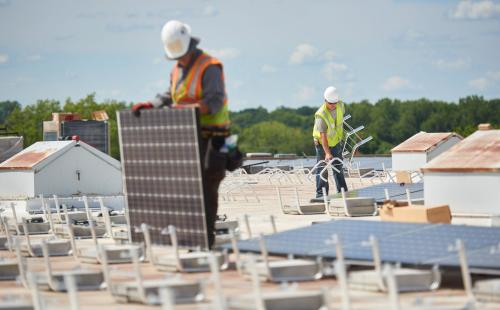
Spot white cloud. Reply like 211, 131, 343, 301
26, 54, 42, 62
469, 77, 490, 90
323, 50, 336, 61
322, 62, 348, 81
452, 0, 500, 19
206, 48, 240, 60
343, 82, 356, 99
202, 5, 218, 16
434, 58, 468, 70
401, 29, 425, 43
468, 71, 500, 90
0, 53, 8, 64
65, 70, 79, 80
295, 85, 316, 101
488, 71, 500, 80
16, 76, 33, 82
261, 64, 277, 73
289, 44, 317, 65
382, 76, 412, 91
8, 76, 34, 87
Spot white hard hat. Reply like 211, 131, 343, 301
161, 20, 196, 60
324, 86, 339, 103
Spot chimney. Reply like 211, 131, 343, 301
478, 123, 492, 131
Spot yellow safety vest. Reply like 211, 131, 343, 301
171, 52, 230, 129
312, 102, 344, 147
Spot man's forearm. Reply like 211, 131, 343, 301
320, 133, 331, 156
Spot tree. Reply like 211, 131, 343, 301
6, 100, 61, 147
239, 121, 314, 155
0, 101, 21, 125
3, 95, 499, 158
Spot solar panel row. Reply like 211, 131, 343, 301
225, 220, 500, 270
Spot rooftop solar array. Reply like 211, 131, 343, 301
61, 120, 109, 154
329, 182, 424, 203
223, 220, 500, 271
118, 108, 208, 249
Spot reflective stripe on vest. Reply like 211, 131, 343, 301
312, 102, 345, 147
171, 52, 230, 128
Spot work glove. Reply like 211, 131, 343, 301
131, 102, 153, 116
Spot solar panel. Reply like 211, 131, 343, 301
61, 120, 109, 154
329, 182, 424, 203
427, 245, 500, 270
223, 220, 500, 271
118, 108, 208, 249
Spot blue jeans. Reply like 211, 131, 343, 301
315, 144, 348, 197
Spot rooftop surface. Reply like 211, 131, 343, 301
422, 129, 500, 173
0, 168, 497, 309
391, 132, 462, 153
0, 140, 121, 171
0, 141, 73, 170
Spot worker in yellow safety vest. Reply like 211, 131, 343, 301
312, 86, 348, 199
132, 20, 236, 248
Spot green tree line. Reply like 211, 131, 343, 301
232, 96, 499, 155
1, 95, 499, 159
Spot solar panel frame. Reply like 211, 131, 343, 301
117, 108, 209, 249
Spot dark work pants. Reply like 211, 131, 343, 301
200, 136, 226, 249
315, 143, 348, 197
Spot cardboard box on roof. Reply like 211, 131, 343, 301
395, 171, 412, 184
380, 201, 451, 224
92, 110, 109, 121
52, 112, 81, 123
379, 200, 407, 220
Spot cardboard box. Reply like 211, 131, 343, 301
395, 171, 412, 184
92, 110, 109, 121
380, 203, 451, 224
52, 112, 81, 123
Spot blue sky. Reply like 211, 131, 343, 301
1, 0, 500, 110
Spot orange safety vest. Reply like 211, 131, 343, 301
170, 52, 230, 129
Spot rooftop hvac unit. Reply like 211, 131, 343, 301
60, 120, 109, 154
43, 121, 58, 141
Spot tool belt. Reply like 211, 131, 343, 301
201, 127, 230, 139
203, 132, 243, 172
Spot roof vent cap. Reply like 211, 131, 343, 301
478, 123, 492, 131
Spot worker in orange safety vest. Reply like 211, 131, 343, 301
132, 20, 235, 248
